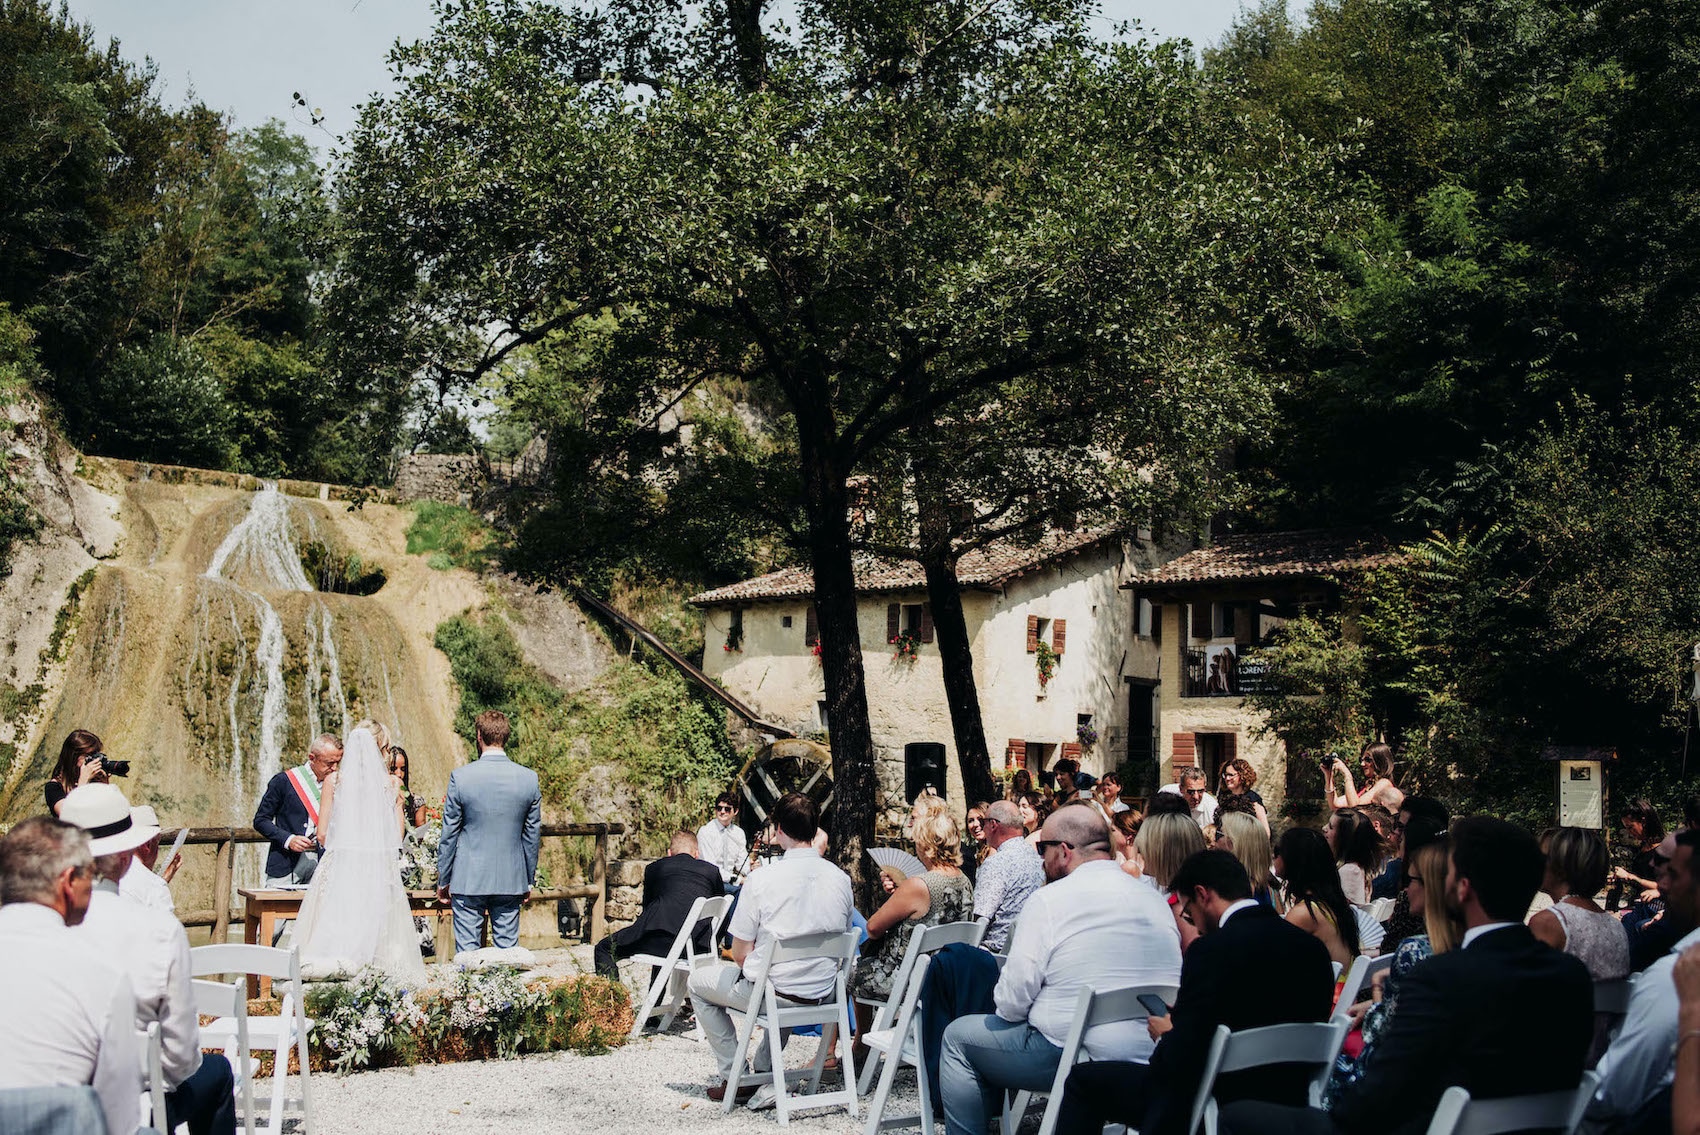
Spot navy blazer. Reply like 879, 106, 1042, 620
253, 769, 316, 879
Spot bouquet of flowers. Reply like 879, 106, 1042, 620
435, 966, 546, 1059
401, 813, 443, 890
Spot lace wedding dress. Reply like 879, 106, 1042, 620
294, 728, 428, 982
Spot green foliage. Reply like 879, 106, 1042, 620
0, 305, 43, 578
433, 608, 736, 858
299, 541, 386, 596
404, 501, 498, 573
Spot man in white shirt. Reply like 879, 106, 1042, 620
119, 804, 179, 913
0, 816, 140, 1135
971, 800, 1045, 953
940, 804, 1183, 1135
63, 784, 236, 1135
1586, 828, 1700, 1133
687, 791, 853, 1104
1158, 766, 1217, 829
697, 792, 749, 885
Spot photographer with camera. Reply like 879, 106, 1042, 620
44, 730, 129, 817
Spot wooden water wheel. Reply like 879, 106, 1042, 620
733, 737, 833, 839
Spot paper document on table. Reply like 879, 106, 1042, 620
159, 828, 189, 875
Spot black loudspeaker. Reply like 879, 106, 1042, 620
904, 742, 948, 803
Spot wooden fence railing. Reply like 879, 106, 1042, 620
165, 822, 625, 944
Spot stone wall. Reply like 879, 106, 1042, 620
605, 858, 648, 934
393, 453, 485, 504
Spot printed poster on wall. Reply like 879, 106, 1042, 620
1558, 759, 1603, 829
1204, 645, 1240, 696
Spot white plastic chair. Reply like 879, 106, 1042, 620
144, 979, 256, 1135
1332, 954, 1394, 1021
1001, 982, 1180, 1135
626, 894, 733, 1039
192, 944, 312, 1135
1423, 1071, 1599, 1135
861, 953, 937, 1135
723, 929, 861, 1125
145, 1021, 170, 1135
1186, 1019, 1352, 1135
856, 920, 986, 1097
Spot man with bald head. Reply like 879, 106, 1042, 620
939, 805, 1183, 1135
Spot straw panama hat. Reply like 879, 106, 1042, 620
130, 805, 162, 829
61, 784, 160, 856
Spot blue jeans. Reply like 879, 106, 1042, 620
451, 894, 523, 953
167, 1053, 236, 1135
940, 1014, 1064, 1135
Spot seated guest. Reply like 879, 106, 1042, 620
1055, 850, 1335, 1135
593, 829, 725, 980
1216, 811, 1276, 907
971, 801, 1045, 954
63, 785, 236, 1135
1016, 791, 1052, 848
697, 792, 748, 886
1097, 772, 1132, 815
1273, 827, 1361, 968
1326, 809, 1382, 907
686, 792, 852, 1105
939, 805, 1182, 1135
1379, 809, 1449, 953
121, 804, 180, 913
856, 810, 974, 1028
0, 817, 140, 1135
1532, 827, 1630, 980
1158, 766, 1218, 830
1223, 817, 1593, 1135
1587, 829, 1700, 1133
1326, 839, 1460, 1104
1135, 812, 1209, 950
964, 802, 990, 879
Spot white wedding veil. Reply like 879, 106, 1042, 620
294, 727, 427, 981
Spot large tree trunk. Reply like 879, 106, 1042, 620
799, 438, 877, 894
915, 473, 999, 805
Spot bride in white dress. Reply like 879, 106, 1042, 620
293, 727, 428, 982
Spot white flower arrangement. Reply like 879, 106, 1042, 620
310, 967, 427, 1073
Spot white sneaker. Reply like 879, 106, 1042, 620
747, 1083, 778, 1111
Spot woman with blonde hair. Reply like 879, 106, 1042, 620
1134, 812, 1207, 950
1326, 839, 1460, 1101
1216, 811, 1275, 906
855, 809, 974, 1040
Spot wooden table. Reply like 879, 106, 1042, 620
237, 887, 453, 998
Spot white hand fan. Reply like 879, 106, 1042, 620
867, 847, 926, 882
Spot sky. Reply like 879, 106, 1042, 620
61, 0, 1262, 150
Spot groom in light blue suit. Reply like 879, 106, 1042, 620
436, 709, 542, 953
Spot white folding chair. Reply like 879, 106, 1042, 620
145, 1021, 170, 1135
1002, 982, 1180, 1135
627, 894, 733, 1039
1423, 1071, 1599, 1135
1332, 954, 1394, 1021
862, 953, 936, 1135
143, 980, 256, 1135
724, 929, 861, 1125
192, 944, 312, 1135
857, 921, 986, 1097
1186, 1019, 1352, 1135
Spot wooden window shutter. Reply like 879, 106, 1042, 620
1190, 602, 1211, 641
1061, 742, 1082, 761
1006, 738, 1027, 769
1052, 618, 1067, 655
1151, 602, 1163, 644
1171, 733, 1196, 782
1026, 614, 1040, 653
887, 603, 901, 642
919, 603, 934, 643
805, 605, 819, 646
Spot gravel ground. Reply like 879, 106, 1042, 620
257, 945, 928, 1135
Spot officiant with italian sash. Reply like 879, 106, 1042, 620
253, 733, 343, 886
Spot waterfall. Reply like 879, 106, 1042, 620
203, 482, 319, 798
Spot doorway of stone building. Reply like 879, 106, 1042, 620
1192, 732, 1239, 793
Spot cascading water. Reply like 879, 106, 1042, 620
201, 483, 349, 810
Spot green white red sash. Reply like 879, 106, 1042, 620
285, 765, 322, 827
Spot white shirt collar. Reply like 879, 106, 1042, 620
1219, 898, 1260, 927
781, 846, 820, 860
1461, 921, 1519, 948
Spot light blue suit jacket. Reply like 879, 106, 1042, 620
437, 749, 542, 897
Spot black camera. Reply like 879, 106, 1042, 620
97, 755, 130, 777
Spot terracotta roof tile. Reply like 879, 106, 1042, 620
690, 529, 1118, 606
1132, 529, 1403, 587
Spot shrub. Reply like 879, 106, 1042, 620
405, 501, 497, 572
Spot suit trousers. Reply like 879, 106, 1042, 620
593, 925, 673, 981
939, 1014, 1065, 1135
1055, 1060, 1154, 1135
166, 1054, 237, 1135
1219, 1100, 1337, 1135
450, 893, 523, 953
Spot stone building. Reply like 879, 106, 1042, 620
691, 531, 1173, 820
1123, 530, 1402, 810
